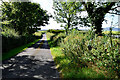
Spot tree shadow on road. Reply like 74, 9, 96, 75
2, 55, 59, 80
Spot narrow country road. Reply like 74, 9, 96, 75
1, 34, 60, 80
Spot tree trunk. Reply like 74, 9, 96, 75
82, 2, 115, 34
66, 18, 71, 35
94, 15, 104, 35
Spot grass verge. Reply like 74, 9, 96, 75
49, 46, 105, 79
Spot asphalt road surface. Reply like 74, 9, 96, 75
1, 34, 60, 80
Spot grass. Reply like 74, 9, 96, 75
46, 32, 105, 79
50, 47, 105, 79
2, 39, 40, 61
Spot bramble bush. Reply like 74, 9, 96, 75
61, 30, 120, 78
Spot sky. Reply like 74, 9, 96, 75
0, 0, 119, 30
32, 0, 63, 30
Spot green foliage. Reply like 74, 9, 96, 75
53, 0, 83, 35
1, 2, 50, 35
47, 32, 105, 78
61, 30, 120, 78
51, 47, 105, 79
2, 30, 43, 53
1, 1, 49, 54
1, 27, 19, 38
2, 27, 43, 60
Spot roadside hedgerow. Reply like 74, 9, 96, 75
61, 30, 120, 78
2, 27, 42, 53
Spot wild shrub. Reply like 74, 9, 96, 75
61, 30, 120, 78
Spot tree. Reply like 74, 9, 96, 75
53, 0, 82, 35
1, 2, 50, 35
82, 2, 116, 34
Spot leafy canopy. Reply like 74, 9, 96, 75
1, 2, 51, 35
53, 0, 83, 34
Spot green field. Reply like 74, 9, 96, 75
103, 31, 120, 35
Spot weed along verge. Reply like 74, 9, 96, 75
46, 29, 120, 79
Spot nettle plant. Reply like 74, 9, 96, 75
61, 30, 120, 77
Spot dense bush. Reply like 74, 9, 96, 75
2, 35, 40, 53
2, 2, 50, 35
2, 28, 42, 53
61, 30, 120, 78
